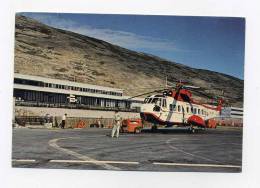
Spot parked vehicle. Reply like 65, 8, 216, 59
205, 119, 217, 129
120, 119, 143, 133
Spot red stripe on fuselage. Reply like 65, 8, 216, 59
141, 112, 183, 125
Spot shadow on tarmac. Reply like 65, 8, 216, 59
141, 128, 206, 134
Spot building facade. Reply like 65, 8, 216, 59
13, 74, 143, 112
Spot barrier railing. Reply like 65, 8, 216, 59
14, 115, 115, 129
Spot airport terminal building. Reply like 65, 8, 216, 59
13, 74, 143, 112
221, 107, 243, 119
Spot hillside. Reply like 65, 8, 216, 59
14, 15, 244, 107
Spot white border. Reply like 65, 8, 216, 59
1, 0, 260, 188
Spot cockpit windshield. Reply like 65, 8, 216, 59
144, 97, 161, 105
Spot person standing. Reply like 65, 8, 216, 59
54, 116, 59, 128
61, 113, 67, 129
111, 110, 121, 138
97, 119, 101, 128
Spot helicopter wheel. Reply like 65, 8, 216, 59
188, 126, 196, 134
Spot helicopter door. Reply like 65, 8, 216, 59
153, 98, 161, 112
182, 106, 185, 124
176, 105, 185, 123
162, 98, 167, 110
160, 98, 170, 122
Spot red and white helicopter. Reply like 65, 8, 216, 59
130, 80, 224, 133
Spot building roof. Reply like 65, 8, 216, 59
14, 73, 123, 93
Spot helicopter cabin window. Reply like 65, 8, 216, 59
194, 108, 197, 114
169, 104, 176, 111
178, 105, 181, 112
198, 109, 201, 114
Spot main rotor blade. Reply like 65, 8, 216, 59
191, 89, 216, 99
168, 78, 190, 84
182, 85, 200, 89
137, 86, 166, 90
128, 89, 165, 99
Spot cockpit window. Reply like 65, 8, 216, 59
148, 98, 153, 103
144, 97, 163, 105
162, 99, 167, 107
151, 98, 159, 104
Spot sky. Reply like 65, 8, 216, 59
20, 12, 245, 79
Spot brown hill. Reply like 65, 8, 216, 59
14, 15, 244, 107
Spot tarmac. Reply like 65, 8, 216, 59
12, 126, 242, 172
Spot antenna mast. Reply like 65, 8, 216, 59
165, 75, 168, 88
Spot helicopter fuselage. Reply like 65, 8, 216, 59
140, 94, 220, 127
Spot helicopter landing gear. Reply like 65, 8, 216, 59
151, 124, 158, 132
188, 125, 196, 134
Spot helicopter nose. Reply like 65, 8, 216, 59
141, 106, 146, 112
140, 104, 147, 112
140, 113, 147, 120
141, 103, 154, 112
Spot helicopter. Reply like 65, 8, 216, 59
129, 79, 225, 133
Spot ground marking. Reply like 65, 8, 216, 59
166, 138, 223, 164
50, 159, 139, 165
205, 143, 242, 147
153, 162, 241, 168
48, 137, 120, 170
12, 159, 241, 169
12, 159, 36, 162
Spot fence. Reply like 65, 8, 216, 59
214, 118, 243, 127
15, 116, 46, 126
14, 115, 115, 128
15, 101, 139, 112
66, 117, 115, 128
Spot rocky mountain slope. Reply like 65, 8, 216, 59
14, 15, 244, 107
